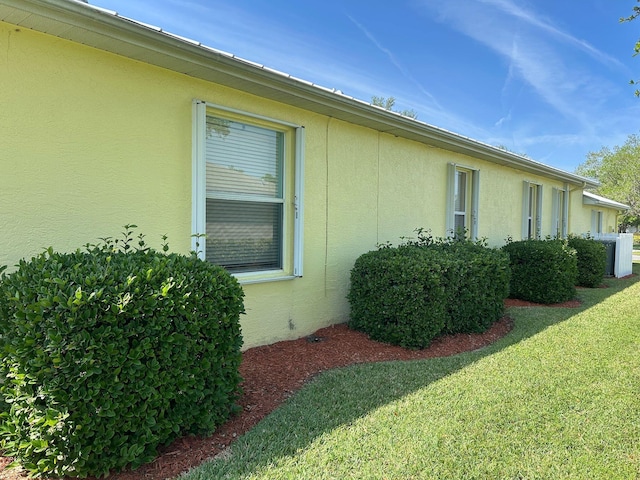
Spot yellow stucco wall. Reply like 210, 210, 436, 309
600, 209, 621, 234
569, 191, 622, 235
1, 21, 606, 349
1, 22, 192, 261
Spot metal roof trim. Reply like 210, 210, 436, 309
583, 191, 630, 210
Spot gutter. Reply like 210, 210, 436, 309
583, 192, 630, 211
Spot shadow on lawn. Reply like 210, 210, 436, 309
185, 264, 640, 479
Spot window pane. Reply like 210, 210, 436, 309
206, 117, 283, 198
454, 213, 466, 232
528, 186, 535, 217
455, 171, 467, 212
558, 191, 565, 235
206, 199, 283, 273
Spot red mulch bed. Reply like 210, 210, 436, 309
1, 285, 630, 480
106, 317, 514, 480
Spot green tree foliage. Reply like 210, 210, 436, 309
371, 96, 418, 119
575, 133, 640, 229
620, 0, 640, 95
494, 144, 530, 159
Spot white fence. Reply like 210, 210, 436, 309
591, 233, 633, 278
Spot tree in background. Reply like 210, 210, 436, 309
494, 144, 531, 159
575, 133, 640, 230
620, 0, 640, 95
371, 96, 418, 119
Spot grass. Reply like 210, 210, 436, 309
182, 265, 640, 480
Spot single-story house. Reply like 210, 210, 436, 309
581, 191, 630, 235
0, 0, 628, 348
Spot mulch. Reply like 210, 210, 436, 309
1, 275, 637, 480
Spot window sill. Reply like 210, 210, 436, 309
233, 271, 297, 285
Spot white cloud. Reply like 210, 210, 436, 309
415, 0, 619, 128
495, 111, 512, 128
345, 14, 443, 110
478, 0, 626, 70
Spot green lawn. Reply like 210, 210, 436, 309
182, 265, 640, 480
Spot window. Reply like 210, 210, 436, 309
551, 186, 568, 238
454, 170, 468, 233
192, 101, 304, 279
591, 210, 603, 235
446, 163, 479, 239
522, 181, 542, 239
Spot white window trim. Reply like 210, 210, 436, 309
192, 100, 207, 256
446, 163, 479, 240
551, 185, 568, 238
293, 126, 305, 276
522, 181, 543, 239
591, 209, 603, 235
192, 99, 304, 281
562, 183, 569, 236
453, 171, 467, 229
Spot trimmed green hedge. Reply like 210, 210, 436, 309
348, 246, 448, 349
348, 233, 510, 348
567, 236, 607, 288
502, 239, 578, 304
0, 234, 244, 477
433, 242, 510, 334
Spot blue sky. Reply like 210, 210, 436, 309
90, 0, 640, 174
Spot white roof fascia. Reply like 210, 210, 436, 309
0, 0, 600, 189
583, 191, 630, 210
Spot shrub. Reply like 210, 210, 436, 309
0, 229, 244, 477
402, 231, 510, 334
433, 241, 510, 334
348, 230, 511, 348
567, 236, 607, 288
502, 239, 577, 304
347, 246, 448, 349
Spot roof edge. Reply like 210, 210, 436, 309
583, 191, 630, 210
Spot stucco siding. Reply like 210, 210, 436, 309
377, 135, 444, 243
1, 20, 614, 349
2, 21, 193, 262
601, 210, 620, 234
567, 189, 620, 236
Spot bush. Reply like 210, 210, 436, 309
502, 239, 577, 304
347, 246, 448, 349
433, 241, 510, 334
567, 236, 607, 288
348, 231, 511, 348
0, 229, 244, 477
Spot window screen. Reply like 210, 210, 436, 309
205, 117, 285, 272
